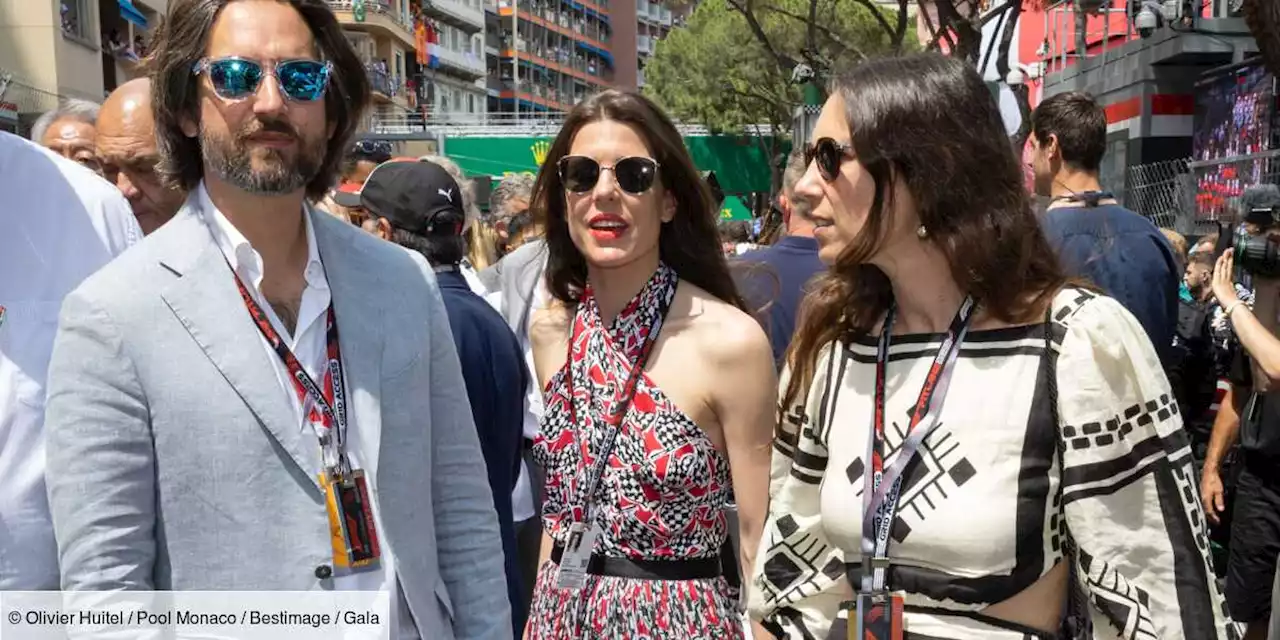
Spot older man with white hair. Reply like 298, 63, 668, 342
489, 173, 536, 252
30, 98, 101, 174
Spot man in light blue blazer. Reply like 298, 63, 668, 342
41, 1, 510, 638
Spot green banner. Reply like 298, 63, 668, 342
444, 135, 782, 195
719, 196, 752, 221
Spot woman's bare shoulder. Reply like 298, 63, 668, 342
677, 281, 772, 365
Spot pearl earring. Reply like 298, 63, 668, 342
916, 225, 928, 239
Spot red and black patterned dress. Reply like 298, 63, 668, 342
527, 263, 742, 639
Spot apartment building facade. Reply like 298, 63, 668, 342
633, 0, 675, 88
485, 0, 619, 114
0, 0, 163, 135
330, 0, 488, 123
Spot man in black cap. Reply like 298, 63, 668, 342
340, 159, 530, 635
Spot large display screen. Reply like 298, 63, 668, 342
1194, 63, 1276, 218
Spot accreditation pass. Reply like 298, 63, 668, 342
556, 520, 602, 590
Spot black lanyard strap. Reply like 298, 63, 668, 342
564, 286, 674, 522
231, 269, 350, 475
860, 295, 976, 593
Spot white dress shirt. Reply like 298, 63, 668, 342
0, 132, 140, 589
510, 281, 547, 523
195, 185, 417, 639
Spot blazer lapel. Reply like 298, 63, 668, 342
158, 204, 323, 491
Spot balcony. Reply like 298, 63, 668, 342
660, 6, 672, 25
327, 0, 415, 49
422, 0, 485, 33
486, 75, 506, 96
433, 47, 487, 79
366, 64, 403, 102
637, 35, 652, 54
638, 3, 661, 24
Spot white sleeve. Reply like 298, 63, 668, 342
1053, 293, 1240, 639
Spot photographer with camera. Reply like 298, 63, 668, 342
1202, 184, 1280, 640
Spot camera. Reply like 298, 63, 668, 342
1132, 0, 1162, 37
1233, 228, 1280, 277
1224, 186, 1280, 278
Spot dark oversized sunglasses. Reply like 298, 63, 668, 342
558, 155, 660, 195
805, 137, 855, 182
192, 57, 332, 102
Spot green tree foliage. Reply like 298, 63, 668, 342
643, 0, 913, 136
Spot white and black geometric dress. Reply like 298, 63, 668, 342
747, 287, 1241, 640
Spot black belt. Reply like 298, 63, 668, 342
550, 544, 722, 581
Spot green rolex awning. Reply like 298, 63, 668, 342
444, 134, 780, 195
718, 196, 752, 221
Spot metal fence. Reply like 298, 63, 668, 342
366, 111, 773, 137
0, 71, 67, 138
1123, 154, 1280, 235
1123, 158, 1197, 232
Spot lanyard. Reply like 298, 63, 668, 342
231, 272, 351, 477
860, 295, 975, 594
563, 288, 673, 522
1048, 190, 1114, 208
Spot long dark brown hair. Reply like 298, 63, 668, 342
147, 0, 370, 200
783, 53, 1071, 410
532, 90, 745, 310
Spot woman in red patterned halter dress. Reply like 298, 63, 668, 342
522, 90, 778, 639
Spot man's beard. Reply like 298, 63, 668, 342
201, 120, 325, 195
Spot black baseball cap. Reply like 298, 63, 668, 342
335, 160, 465, 236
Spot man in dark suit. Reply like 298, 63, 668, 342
478, 217, 550, 613
739, 149, 825, 369
352, 159, 530, 634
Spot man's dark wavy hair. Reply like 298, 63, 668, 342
148, 0, 371, 199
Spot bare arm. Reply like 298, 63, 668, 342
1201, 384, 1243, 525
707, 314, 778, 597
1214, 251, 1280, 389
529, 304, 572, 389
1204, 384, 1243, 475
522, 306, 568, 640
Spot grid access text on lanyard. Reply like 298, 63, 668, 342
231, 272, 351, 478
860, 295, 976, 594
564, 290, 673, 524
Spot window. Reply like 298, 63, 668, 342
468, 93, 476, 113
61, 0, 91, 41
394, 51, 403, 81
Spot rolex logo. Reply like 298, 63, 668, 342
531, 140, 551, 166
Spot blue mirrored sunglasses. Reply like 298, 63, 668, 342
192, 57, 332, 102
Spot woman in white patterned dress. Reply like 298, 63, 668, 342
746, 54, 1240, 640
